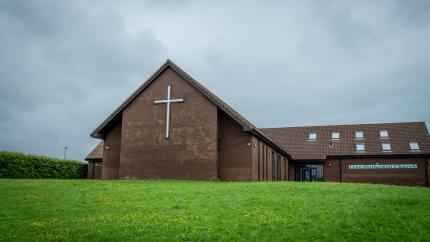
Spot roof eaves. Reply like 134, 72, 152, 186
326, 152, 430, 159
90, 59, 256, 139
90, 59, 257, 137
90, 60, 172, 139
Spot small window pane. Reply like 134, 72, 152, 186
409, 142, 420, 150
332, 132, 340, 140
356, 144, 365, 152
382, 143, 391, 151
380, 130, 389, 138
355, 131, 364, 139
309, 133, 317, 140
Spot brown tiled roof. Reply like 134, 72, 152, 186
261, 122, 430, 160
90, 60, 289, 157
85, 141, 104, 160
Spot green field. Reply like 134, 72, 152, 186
0, 180, 429, 241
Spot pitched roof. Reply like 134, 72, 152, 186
85, 141, 104, 160
89, 60, 290, 158
261, 122, 430, 160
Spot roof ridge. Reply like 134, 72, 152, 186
261, 121, 427, 130
261, 121, 430, 159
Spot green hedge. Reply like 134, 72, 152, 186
0, 151, 87, 179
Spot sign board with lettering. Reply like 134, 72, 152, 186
348, 164, 417, 169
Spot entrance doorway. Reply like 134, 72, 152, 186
295, 163, 324, 182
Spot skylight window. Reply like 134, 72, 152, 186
382, 143, 391, 152
331, 132, 340, 140
356, 144, 365, 152
380, 130, 389, 139
308, 132, 317, 140
355, 131, 364, 139
409, 142, 420, 151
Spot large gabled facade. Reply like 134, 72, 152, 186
88, 60, 290, 181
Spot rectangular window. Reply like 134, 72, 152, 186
409, 142, 420, 151
258, 142, 261, 181
308, 132, 317, 140
265, 146, 268, 180
283, 159, 287, 181
355, 131, 364, 139
356, 144, 365, 152
271, 151, 275, 181
380, 130, 389, 139
331, 132, 340, 140
382, 143, 391, 151
277, 155, 281, 181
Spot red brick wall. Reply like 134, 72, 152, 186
288, 163, 295, 181
87, 161, 93, 178
94, 162, 102, 179
218, 111, 253, 180
119, 67, 218, 180
87, 160, 103, 179
340, 158, 427, 186
426, 159, 430, 186
289, 158, 428, 186
251, 136, 259, 180
255, 140, 288, 181
101, 122, 122, 179
283, 156, 289, 181
324, 159, 341, 182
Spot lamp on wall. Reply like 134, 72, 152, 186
246, 141, 252, 147
105, 145, 110, 150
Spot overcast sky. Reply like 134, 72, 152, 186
1, 0, 429, 160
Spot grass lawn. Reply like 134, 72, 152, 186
0, 180, 429, 241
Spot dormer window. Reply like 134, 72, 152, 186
355, 131, 364, 139
382, 143, 391, 152
308, 132, 317, 140
356, 144, 365, 152
331, 132, 340, 140
380, 130, 389, 139
409, 142, 420, 151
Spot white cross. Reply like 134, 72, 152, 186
153, 85, 184, 138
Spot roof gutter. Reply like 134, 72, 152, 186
325, 153, 430, 159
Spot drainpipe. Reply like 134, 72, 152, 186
339, 159, 342, 183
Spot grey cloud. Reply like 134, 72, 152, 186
0, 0, 429, 160
0, 0, 167, 159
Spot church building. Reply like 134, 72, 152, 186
86, 60, 430, 186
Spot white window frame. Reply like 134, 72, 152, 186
409, 142, 420, 151
379, 130, 389, 139
331, 132, 340, 140
381, 143, 391, 152
308, 132, 317, 141
355, 131, 364, 140
356, 143, 365, 152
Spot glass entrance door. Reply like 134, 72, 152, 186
295, 163, 324, 182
